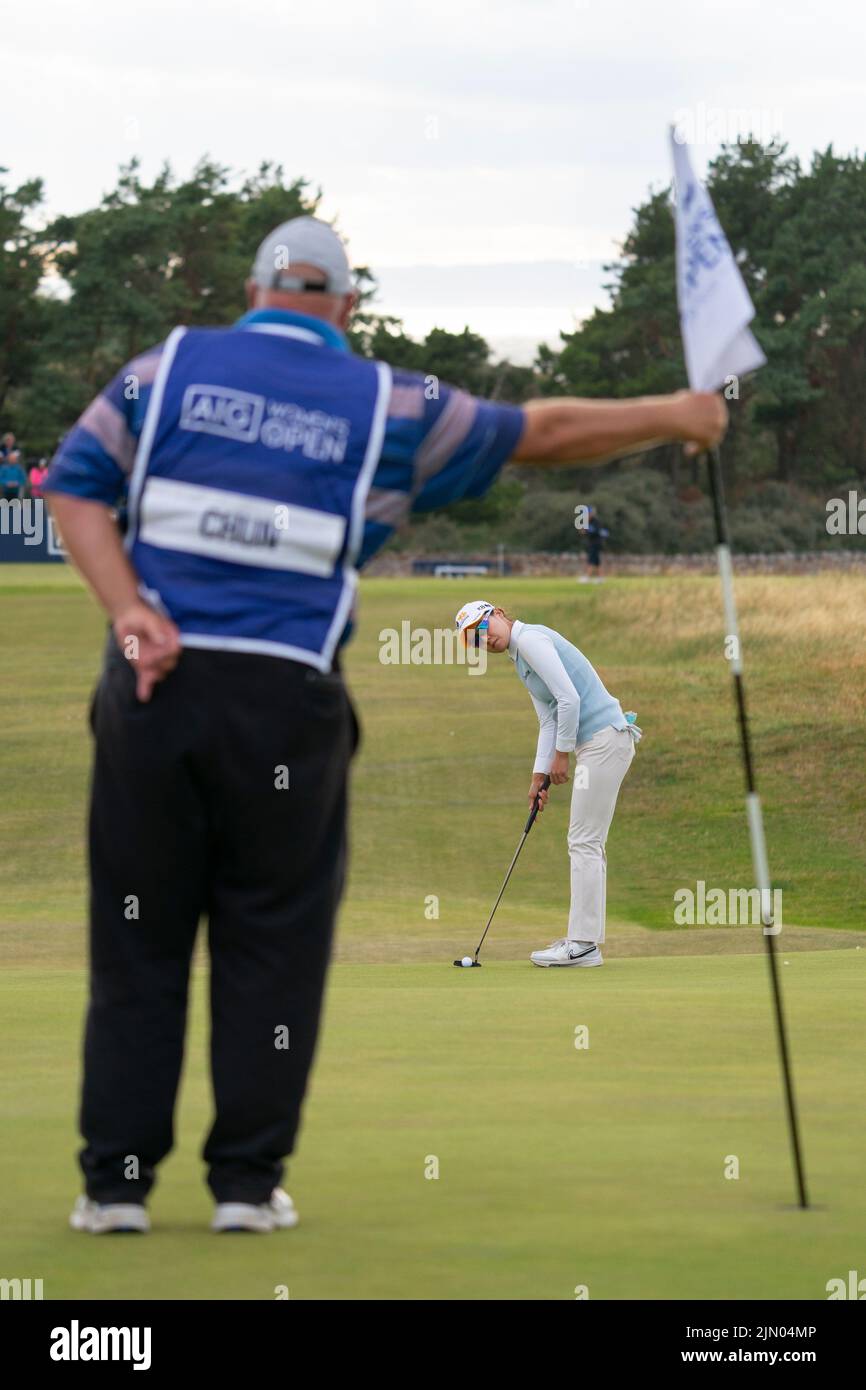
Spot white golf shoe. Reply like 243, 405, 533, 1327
212, 1187, 299, 1233
70, 1196, 150, 1234
530, 938, 603, 968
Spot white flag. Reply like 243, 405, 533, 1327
669, 129, 766, 392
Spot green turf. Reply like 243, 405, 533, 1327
0, 566, 863, 1299
2, 953, 864, 1300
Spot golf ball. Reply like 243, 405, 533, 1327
461, 956, 474, 968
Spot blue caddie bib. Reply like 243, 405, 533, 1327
125, 320, 392, 671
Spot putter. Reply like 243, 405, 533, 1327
453, 775, 551, 968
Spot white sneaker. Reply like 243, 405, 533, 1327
530, 938, 603, 968
212, 1187, 299, 1233
70, 1196, 150, 1234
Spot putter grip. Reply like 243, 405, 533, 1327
524, 775, 551, 833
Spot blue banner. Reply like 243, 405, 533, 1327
0, 499, 67, 563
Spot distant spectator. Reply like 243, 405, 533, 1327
580, 505, 610, 583
1, 431, 21, 466
0, 433, 26, 501
28, 459, 50, 499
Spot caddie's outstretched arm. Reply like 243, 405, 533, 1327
511, 389, 726, 465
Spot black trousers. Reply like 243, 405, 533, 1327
80, 639, 358, 1204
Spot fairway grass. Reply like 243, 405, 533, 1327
2, 568, 864, 937
1, 951, 864, 1300
1, 566, 863, 1300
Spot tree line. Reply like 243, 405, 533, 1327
1, 144, 863, 551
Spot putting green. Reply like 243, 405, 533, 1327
0, 568, 863, 1299
1, 951, 863, 1300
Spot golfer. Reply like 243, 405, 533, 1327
45, 213, 726, 1234
456, 601, 637, 966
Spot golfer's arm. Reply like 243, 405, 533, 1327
511, 395, 687, 465
529, 695, 557, 776
46, 493, 141, 620
522, 634, 580, 752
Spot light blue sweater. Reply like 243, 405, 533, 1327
508, 620, 627, 771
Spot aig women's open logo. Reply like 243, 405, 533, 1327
180, 384, 265, 442
180, 384, 352, 462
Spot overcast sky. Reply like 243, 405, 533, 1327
6, 0, 865, 361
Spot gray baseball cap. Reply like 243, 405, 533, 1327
250, 216, 353, 295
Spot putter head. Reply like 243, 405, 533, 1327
452, 958, 482, 968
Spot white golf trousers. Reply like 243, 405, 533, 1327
566, 725, 634, 944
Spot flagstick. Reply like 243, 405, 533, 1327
705, 444, 809, 1211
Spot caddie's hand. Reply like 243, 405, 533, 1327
549, 750, 570, 786
528, 773, 550, 813
673, 390, 728, 457
112, 601, 182, 703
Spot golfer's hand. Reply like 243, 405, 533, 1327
112, 601, 182, 703
528, 774, 550, 813
549, 751, 570, 786
673, 391, 728, 457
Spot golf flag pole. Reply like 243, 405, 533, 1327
669, 128, 809, 1210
